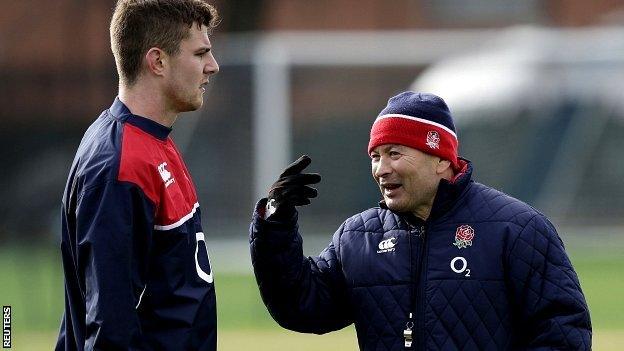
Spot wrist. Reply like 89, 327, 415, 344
252, 199, 299, 248
264, 198, 278, 219
265, 199, 296, 221
255, 198, 297, 224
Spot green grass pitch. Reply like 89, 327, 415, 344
0, 243, 621, 350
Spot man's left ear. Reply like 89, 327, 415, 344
436, 159, 451, 174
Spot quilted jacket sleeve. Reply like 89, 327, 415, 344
506, 214, 591, 350
249, 199, 353, 334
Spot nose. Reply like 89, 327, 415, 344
205, 54, 219, 75
373, 156, 392, 179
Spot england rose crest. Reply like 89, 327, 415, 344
453, 225, 474, 249
426, 130, 440, 149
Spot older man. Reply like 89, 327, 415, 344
250, 92, 591, 350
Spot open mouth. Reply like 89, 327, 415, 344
381, 183, 402, 196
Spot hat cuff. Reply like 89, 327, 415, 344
368, 115, 459, 170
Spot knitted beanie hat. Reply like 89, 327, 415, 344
368, 91, 459, 170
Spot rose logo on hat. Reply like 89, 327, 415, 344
426, 131, 440, 149
453, 225, 474, 249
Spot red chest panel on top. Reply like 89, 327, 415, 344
118, 123, 198, 229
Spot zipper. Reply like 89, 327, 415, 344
404, 222, 426, 349
415, 225, 427, 350
403, 312, 414, 348
404, 223, 415, 348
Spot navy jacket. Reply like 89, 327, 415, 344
250, 160, 591, 350
57, 98, 216, 351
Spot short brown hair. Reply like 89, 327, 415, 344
110, 0, 219, 86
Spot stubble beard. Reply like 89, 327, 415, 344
169, 87, 204, 113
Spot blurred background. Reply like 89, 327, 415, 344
1, 0, 624, 349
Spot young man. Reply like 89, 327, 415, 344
250, 92, 592, 350
56, 1, 219, 350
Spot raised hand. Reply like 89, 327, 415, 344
266, 155, 321, 216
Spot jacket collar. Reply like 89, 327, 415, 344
109, 97, 172, 141
379, 158, 473, 222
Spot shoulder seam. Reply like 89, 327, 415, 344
78, 179, 156, 207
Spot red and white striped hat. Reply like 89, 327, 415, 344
368, 92, 459, 170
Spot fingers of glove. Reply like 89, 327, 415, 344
278, 173, 321, 186
283, 193, 312, 206
291, 197, 311, 206
274, 185, 316, 200
301, 185, 318, 198
270, 185, 317, 204
269, 174, 320, 195
279, 155, 312, 177
281, 195, 313, 207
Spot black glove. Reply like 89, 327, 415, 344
266, 155, 321, 217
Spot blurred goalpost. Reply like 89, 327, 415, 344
248, 30, 500, 200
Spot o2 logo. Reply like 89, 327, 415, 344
450, 256, 471, 277
195, 232, 214, 284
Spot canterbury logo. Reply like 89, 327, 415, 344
158, 162, 175, 188
377, 237, 397, 254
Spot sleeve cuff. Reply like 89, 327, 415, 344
251, 198, 299, 245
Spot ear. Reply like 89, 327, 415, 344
435, 159, 452, 175
145, 47, 167, 77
